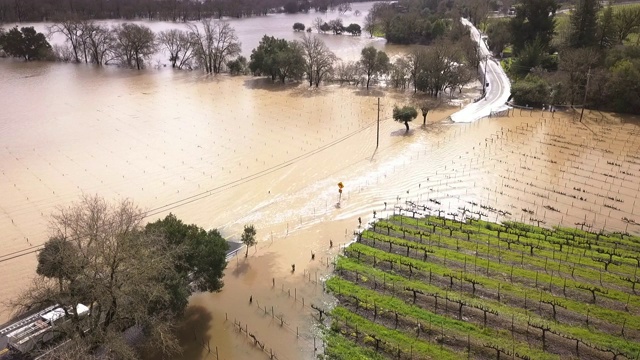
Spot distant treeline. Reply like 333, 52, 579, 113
0, 0, 365, 22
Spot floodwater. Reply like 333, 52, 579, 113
2, 5, 640, 360
9, 1, 407, 64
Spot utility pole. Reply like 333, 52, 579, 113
579, 68, 591, 123
482, 56, 489, 95
376, 97, 380, 148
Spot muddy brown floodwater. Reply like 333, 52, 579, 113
2, 58, 640, 360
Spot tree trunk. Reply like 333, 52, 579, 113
404, 121, 409, 132
422, 112, 427, 125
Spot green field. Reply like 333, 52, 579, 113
320, 214, 640, 359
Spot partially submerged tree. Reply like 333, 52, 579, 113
82, 22, 115, 65
328, 19, 344, 35
249, 35, 305, 83
112, 23, 156, 69
48, 20, 84, 63
299, 34, 336, 87
364, 11, 377, 37
418, 99, 441, 126
345, 23, 362, 36
189, 19, 241, 74
227, 55, 247, 75
313, 17, 325, 33
158, 29, 196, 69
0, 26, 52, 61
241, 224, 257, 257
359, 46, 390, 89
393, 105, 418, 132
337, 2, 352, 14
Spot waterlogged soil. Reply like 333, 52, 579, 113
2, 60, 640, 360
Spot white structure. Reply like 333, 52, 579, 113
6, 304, 89, 354
450, 18, 511, 123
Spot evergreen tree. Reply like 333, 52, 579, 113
568, 0, 601, 48
509, 0, 559, 54
0, 26, 52, 60
597, 4, 616, 49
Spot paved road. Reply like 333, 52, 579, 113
450, 18, 511, 123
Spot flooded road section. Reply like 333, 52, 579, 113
2, 61, 640, 359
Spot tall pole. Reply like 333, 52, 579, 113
482, 56, 488, 95
579, 68, 591, 123
376, 97, 380, 148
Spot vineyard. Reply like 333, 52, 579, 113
322, 211, 640, 360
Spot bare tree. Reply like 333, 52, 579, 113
337, 2, 352, 14
446, 65, 473, 97
333, 60, 359, 84
189, 19, 240, 74
82, 22, 114, 66
49, 20, 84, 63
406, 47, 428, 93
13, 195, 183, 359
313, 17, 324, 33
112, 23, 156, 70
558, 47, 600, 104
158, 29, 196, 69
465, 0, 490, 27
417, 99, 442, 126
364, 11, 376, 37
390, 57, 409, 89
211, 22, 241, 74
299, 33, 336, 87
416, 40, 462, 96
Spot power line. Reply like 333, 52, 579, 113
0, 116, 394, 264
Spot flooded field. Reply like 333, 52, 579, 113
177, 104, 640, 360
2, 27, 640, 360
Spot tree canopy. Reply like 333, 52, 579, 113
145, 213, 229, 294
18, 195, 229, 359
299, 34, 336, 87
367, 0, 454, 44
359, 46, 390, 89
509, 0, 559, 54
0, 26, 52, 60
241, 224, 257, 257
249, 35, 305, 83
568, 0, 600, 48
392, 105, 418, 132
111, 23, 156, 70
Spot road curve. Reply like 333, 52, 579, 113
450, 18, 511, 123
